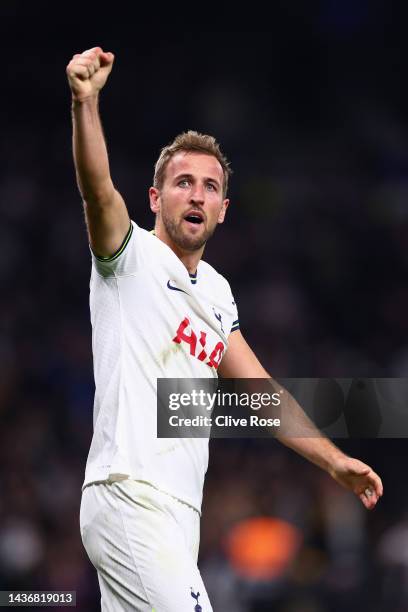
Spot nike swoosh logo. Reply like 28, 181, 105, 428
167, 280, 189, 294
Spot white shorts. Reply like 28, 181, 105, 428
80, 479, 212, 612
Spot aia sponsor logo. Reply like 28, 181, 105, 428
173, 317, 224, 369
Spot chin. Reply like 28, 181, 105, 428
162, 217, 215, 252
170, 223, 207, 251
176, 234, 207, 252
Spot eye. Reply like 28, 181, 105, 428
206, 183, 217, 191
178, 179, 190, 188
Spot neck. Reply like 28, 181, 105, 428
154, 226, 204, 274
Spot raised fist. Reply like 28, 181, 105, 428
66, 47, 114, 101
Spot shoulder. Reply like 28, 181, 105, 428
199, 260, 233, 295
91, 220, 160, 278
130, 220, 154, 242
130, 220, 169, 255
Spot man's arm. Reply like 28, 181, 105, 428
218, 330, 383, 510
66, 47, 130, 257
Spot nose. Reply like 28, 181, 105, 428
189, 183, 205, 205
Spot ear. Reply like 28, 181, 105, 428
217, 198, 230, 224
149, 187, 161, 214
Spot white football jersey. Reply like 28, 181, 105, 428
83, 221, 239, 512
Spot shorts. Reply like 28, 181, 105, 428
80, 478, 212, 611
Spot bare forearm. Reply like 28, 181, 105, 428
71, 95, 113, 204
264, 380, 345, 474
219, 333, 345, 474
220, 332, 383, 508
278, 431, 345, 475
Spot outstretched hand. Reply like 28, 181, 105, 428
329, 456, 383, 510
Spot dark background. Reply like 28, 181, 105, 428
1, 2, 408, 610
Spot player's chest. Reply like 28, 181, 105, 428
120, 268, 231, 367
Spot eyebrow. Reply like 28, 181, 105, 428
174, 173, 221, 187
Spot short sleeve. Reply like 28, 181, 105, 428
221, 275, 239, 335
91, 221, 140, 278
230, 295, 240, 334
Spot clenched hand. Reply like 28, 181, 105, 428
66, 47, 114, 101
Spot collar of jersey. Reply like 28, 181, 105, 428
151, 229, 198, 285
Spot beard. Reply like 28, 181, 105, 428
160, 206, 217, 252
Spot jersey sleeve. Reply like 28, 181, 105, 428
229, 295, 240, 334
230, 297, 240, 334
90, 220, 141, 278
214, 271, 240, 336
221, 275, 240, 335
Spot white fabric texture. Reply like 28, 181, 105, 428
84, 221, 238, 512
80, 479, 212, 611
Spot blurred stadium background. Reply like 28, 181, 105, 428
1, 2, 408, 610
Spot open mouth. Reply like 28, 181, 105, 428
184, 212, 204, 225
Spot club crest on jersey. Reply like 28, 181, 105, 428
190, 589, 202, 611
173, 317, 224, 369
212, 307, 224, 334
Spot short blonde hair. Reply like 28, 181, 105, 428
153, 130, 232, 197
